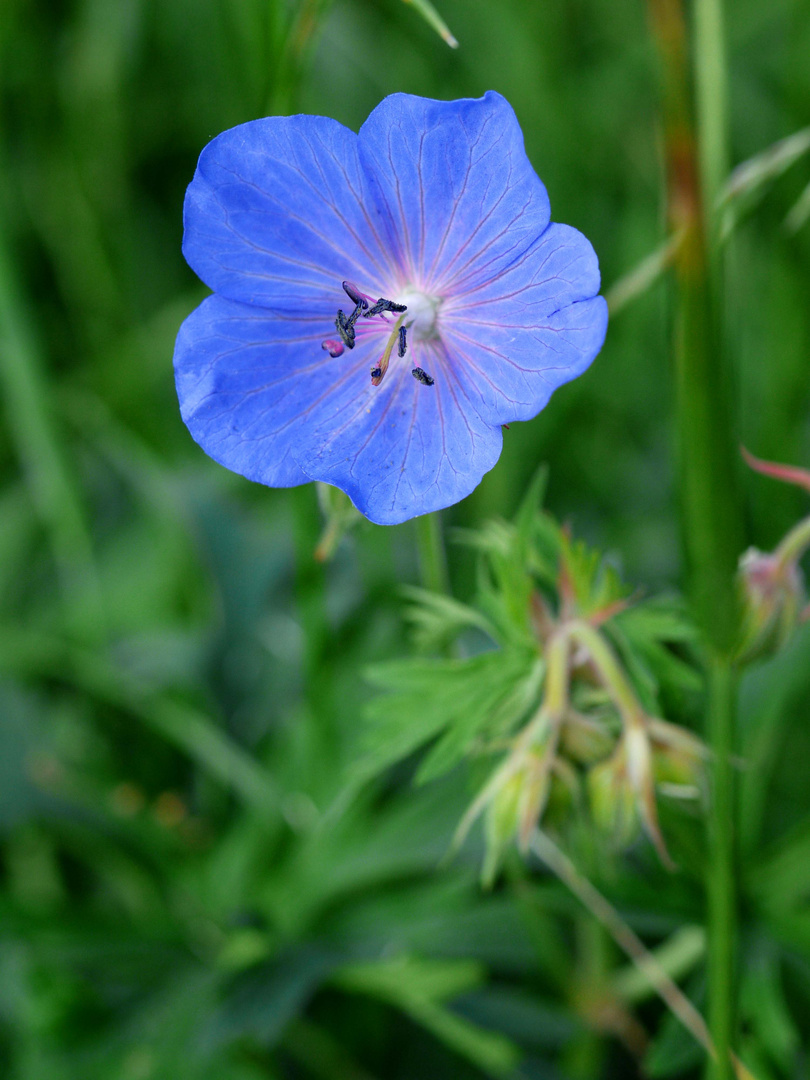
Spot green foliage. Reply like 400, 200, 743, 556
365, 496, 707, 879
2, 0, 810, 1076
364, 649, 541, 784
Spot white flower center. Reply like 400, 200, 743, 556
397, 288, 442, 342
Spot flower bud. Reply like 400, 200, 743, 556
560, 711, 616, 765
649, 718, 706, 791
482, 773, 524, 886
736, 547, 805, 663
587, 745, 640, 849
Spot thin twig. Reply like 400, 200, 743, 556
527, 830, 758, 1080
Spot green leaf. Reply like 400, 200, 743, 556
748, 817, 810, 916
739, 954, 799, 1070
605, 231, 684, 317
643, 975, 705, 1077
720, 126, 810, 207
613, 599, 703, 699
416, 654, 542, 784
362, 649, 538, 786
513, 464, 549, 553
401, 585, 497, 653
333, 955, 519, 1077
784, 176, 810, 233
401, 0, 459, 48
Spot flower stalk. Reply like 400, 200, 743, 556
529, 830, 757, 1080
416, 513, 450, 596
646, 0, 742, 1074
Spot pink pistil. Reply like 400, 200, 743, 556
321, 339, 345, 358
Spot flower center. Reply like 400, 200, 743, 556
396, 288, 442, 343
321, 281, 437, 388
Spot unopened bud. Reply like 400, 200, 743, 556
482, 773, 523, 886
560, 711, 615, 765
587, 746, 639, 849
736, 547, 805, 663
649, 718, 706, 790
587, 722, 675, 867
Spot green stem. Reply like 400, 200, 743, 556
692, 5, 739, 1078
773, 513, 810, 569
694, 0, 730, 226
529, 830, 715, 1059
415, 512, 450, 594
646, 2, 742, 1075
292, 485, 331, 709
705, 659, 736, 1080
565, 621, 644, 722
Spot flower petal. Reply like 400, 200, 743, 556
292, 340, 504, 525
357, 92, 550, 294
174, 295, 501, 522
440, 224, 608, 425
182, 115, 394, 311
174, 293, 334, 487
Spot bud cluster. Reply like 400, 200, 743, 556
456, 531, 707, 882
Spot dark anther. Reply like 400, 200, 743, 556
370, 366, 383, 380
342, 281, 368, 309
335, 309, 355, 349
363, 297, 407, 318
345, 300, 365, 331
398, 326, 407, 358
411, 367, 434, 386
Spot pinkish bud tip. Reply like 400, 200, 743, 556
741, 446, 810, 494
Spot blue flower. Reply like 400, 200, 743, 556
174, 92, 607, 525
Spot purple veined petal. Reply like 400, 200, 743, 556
174, 292, 376, 487
292, 340, 504, 525
357, 92, 551, 294
439, 223, 608, 425
182, 115, 398, 311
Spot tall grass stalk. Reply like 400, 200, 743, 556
646, 1, 742, 1076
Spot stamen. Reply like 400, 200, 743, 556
342, 281, 371, 309
364, 297, 407, 318
321, 339, 344, 357
411, 367, 434, 386
335, 309, 355, 349
328, 287, 412, 383
345, 299, 365, 331
371, 313, 407, 387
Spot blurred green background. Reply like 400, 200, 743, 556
2, 0, 810, 1077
